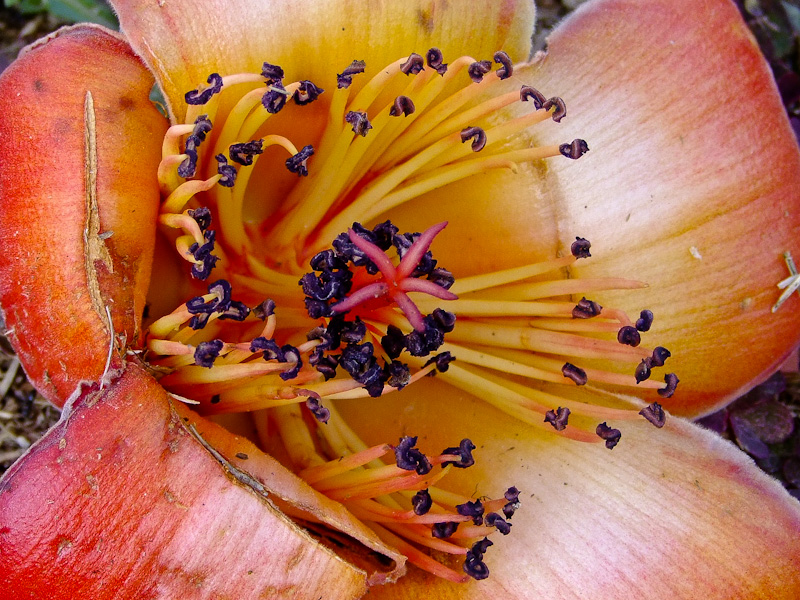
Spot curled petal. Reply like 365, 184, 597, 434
0, 363, 403, 598
0, 25, 167, 406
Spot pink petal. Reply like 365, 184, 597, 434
336, 379, 800, 598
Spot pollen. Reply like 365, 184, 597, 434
145, 47, 678, 581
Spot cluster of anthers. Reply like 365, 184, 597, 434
143, 47, 678, 581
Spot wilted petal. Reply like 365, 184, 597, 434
0, 362, 403, 598
336, 379, 800, 598
109, 0, 535, 118
0, 25, 166, 406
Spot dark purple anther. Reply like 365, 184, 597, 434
188, 207, 212, 232
261, 62, 285, 84
559, 139, 590, 159
468, 60, 492, 83
262, 80, 288, 113
432, 522, 459, 539
194, 339, 224, 368
215, 154, 237, 187
639, 401, 666, 428
650, 346, 671, 367
460, 126, 487, 152
658, 373, 679, 398
229, 139, 264, 166
279, 345, 303, 381
520, 85, 546, 109
345, 111, 373, 137
571, 237, 591, 258
442, 438, 476, 469
253, 299, 276, 320
337, 59, 366, 88
250, 337, 285, 361
544, 406, 571, 431
428, 267, 455, 290
304, 395, 330, 424
572, 297, 602, 319
503, 486, 520, 518
400, 53, 425, 75
635, 358, 652, 383
219, 300, 250, 322
185, 73, 223, 105
463, 538, 493, 580
412, 489, 432, 515
636, 309, 654, 332
178, 115, 214, 178
286, 144, 315, 176
456, 499, 484, 525
384, 360, 411, 389
381, 325, 407, 359
389, 95, 416, 117
617, 325, 641, 347
293, 80, 324, 105
394, 436, 433, 475
493, 51, 513, 79
596, 422, 622, 449
426, 48, 448, 75
178, 148, 198, 179
188, 230, 220, 281
424, 351, 456, 374
543, 96, 567, 122
484, 512, 512, 535
562, 363, 588, 386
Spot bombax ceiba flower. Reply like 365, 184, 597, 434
1, 0, 799, 597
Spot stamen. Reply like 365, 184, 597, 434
596, 422, 622, 449
639, 401, 666, 427
425, 48, 448, 75
467, 60, 492, 83
658, 373, 680, 398
460, 126, 487, 152
520, 85, 546, 108
185, 73, 223, 105
345, 110, 373, 137
544, 407, 571, 431
337, 59, 366, 88
561, 362, 588, 385
543, 96, 567, 122
559, 138, 590, 159
390, 96, 416, 117
493, 51, 513, 79
400, 53, 425, 75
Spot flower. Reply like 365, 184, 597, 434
1, 0, 800, 598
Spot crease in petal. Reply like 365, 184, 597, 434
0, 24, 167, 406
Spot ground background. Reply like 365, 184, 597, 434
1, 0, 800, 497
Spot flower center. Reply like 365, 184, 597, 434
144, 48, 677, 581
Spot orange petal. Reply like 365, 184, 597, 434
336, 379, 800, 598
108, 0, 535, 119
0, 25, 167, 406
0, 362, 402, 598
531, 0, 800, 416
394, 0, 800, 416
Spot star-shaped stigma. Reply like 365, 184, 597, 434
330, 222, 458, 332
